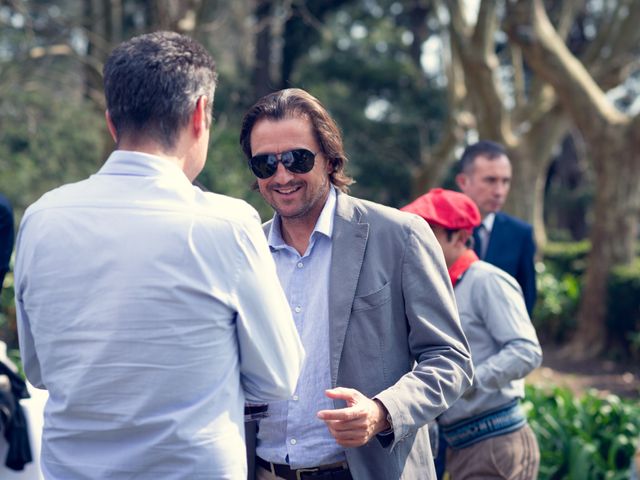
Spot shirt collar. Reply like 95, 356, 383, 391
482, 212, 496, 232
268, 185, 336, 249
448, 249, 479, 287
97, 150, 191, 186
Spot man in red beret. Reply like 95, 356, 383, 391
401, 188, 542, 480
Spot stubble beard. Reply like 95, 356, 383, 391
273, 175, 331, 224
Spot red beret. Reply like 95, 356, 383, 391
400, 188, 481, 231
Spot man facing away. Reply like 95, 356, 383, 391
455, 140, 537, 315
240, 88, 473, 480
14, 32, 303, 479
402, 188, 542, 480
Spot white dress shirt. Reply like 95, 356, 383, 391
15, 151, 304, 479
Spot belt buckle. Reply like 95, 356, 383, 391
295, 467, 320, 480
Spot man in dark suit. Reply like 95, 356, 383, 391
455, 141, 537, 315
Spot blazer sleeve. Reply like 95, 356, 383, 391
375, 216, 473, 450
518, 224, 537, 315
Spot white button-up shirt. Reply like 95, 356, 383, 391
15, 150, 304, 479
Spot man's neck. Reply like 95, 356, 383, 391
280, 216, 318, 256
277, 186, 333, 256
117, 140, 187, 175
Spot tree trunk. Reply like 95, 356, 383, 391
507, 0, 640, 359
568, 127, 639, 357
251, 0, 274, 100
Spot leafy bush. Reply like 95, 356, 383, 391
533, 263, 581, 343
525, 384, 640, 480
536, 241, 640, 355
0, 271, 16, 349
608, 259, 640, 358
543, 241, 591, 277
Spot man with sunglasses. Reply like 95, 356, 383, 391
240, 88, 473, 480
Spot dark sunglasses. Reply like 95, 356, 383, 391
248, 148, 316, 179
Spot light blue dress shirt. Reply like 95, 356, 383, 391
15, 151, 304, 479
257, 187, 347, 468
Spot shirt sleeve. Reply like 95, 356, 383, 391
473, 271, 542, 392
14, 221, 45, 389
231, 216, 304, 403
375, 215, 474, 449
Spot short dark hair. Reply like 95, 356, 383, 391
239, 88, 354, 192
103, 31, 217, 150
430, 225, 474, 248
458, 140, 508, 174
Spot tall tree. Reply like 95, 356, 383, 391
434, 0, 574, 247
507, 0, 640, 358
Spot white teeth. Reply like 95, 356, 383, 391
276, 186, 299, 194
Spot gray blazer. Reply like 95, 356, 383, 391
248, 191, 472, 480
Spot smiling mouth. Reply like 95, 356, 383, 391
273, 184, 302, 195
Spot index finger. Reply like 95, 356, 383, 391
316, 406, 362, 421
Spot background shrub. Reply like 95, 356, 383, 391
607, 259, 640, 359
525, 384, 640, 479
533, 262, 581, 343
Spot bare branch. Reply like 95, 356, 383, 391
507, 0, 627, 135
557, 0, 584, 39
447, 1, 514, 144
471, 0, 498, 59
510, 44, 526, 109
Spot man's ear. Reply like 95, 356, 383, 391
455, 172, 467, 191
456, 229, 472, 247
105, 110, 117, 143
192, 96, 209, 137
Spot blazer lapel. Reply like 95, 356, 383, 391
472, 227, 483, 258
328, 193, 368, 387
484, 212, 505, 262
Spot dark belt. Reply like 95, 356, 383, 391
256, 456, 352, 480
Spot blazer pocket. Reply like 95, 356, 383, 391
352, 282, 392, 312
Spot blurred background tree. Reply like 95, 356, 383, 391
2, 0, 640, 361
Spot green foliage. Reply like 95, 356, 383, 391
535, 241, 640, 354
293, 2, 449, 208
533, 262, 581, 343
543, 241, 591, 277
196, 110, 274, 220
607, 259, 640, 357
526, 384, 640, 479
0, 272, 17, 350
0, 89, 106, 220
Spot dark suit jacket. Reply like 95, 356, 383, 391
247, 191, 473, 480
0, 194, 14, 293
474, 212, 536, 314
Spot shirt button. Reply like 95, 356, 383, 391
292, 395, 299, 401
294, 306, 302, 313
297, 262, 304, 268
290, 438, 297, 445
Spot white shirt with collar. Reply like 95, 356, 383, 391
15, 150, 304, 479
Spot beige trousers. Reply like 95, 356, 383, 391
446, 424, 540, 480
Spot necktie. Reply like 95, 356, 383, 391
474, 225, 489, 259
